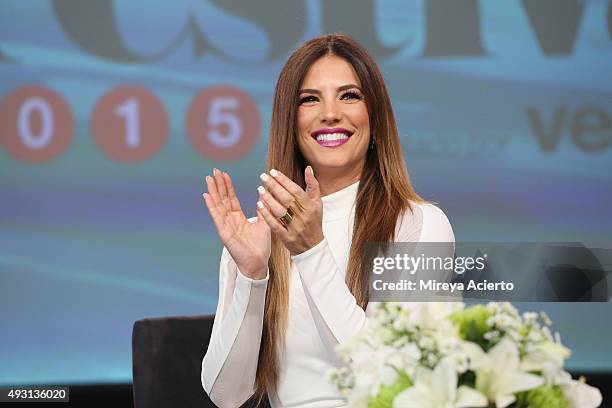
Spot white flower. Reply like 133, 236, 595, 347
483, 330, 500, 342
393, 357, 488, 408
347, 342, 408, 399
330, 303, 602, 408
407, 302, 462, 329
471, 337, 544, 408
426, 352, 438, 367
387, 342, 421, 376
540, 311, 552, 325
449, 350, 469, 373
433, 319, 461, 354
418, 336, 435, 350
522, 311, 538, 322
520, 340, 571, 381
555, 371, 602, 408
345, 385, 369, 408
401, 342, 421, 360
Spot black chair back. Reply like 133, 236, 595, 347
132, 315, 215, 408
132, 315, 270, 408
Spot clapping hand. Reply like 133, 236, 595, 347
256, 166, 324, 256
203, 169, 270, 280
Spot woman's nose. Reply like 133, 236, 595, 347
320, 100, 341, 124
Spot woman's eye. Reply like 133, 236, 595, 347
340, 91, 362, 101
299, 95, 318, 104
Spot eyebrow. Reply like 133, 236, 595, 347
299, 84, 362, 94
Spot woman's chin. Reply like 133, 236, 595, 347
311, 160, 363, 174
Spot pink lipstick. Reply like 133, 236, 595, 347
311, 127, 353, 148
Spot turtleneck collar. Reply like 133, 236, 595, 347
321, 180, 359, 222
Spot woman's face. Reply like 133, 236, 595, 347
296, 55, 370, 179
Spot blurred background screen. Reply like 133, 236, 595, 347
1, 0, 611, 385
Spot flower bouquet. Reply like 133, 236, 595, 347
328, 302, 602, 408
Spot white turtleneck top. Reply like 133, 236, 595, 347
201, 181, 454, 407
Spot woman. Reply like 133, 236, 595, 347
201, 33, 454, 407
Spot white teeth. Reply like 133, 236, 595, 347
315, 133, 350, 142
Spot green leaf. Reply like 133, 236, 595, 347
368, 371, 413, 408
451, 304, 492, 350
514, 385, 569, 408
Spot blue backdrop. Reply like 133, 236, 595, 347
1, 0, 611, 384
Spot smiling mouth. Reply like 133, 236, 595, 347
311, 128, 354, 148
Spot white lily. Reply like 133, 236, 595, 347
555, 371, 602, 408
392, 357, 487, 408
471, 337, 544, 408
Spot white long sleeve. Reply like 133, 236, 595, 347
201, 246, 268, 407
292, 238, 365, 346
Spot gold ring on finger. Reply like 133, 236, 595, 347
279, 211, 293, 227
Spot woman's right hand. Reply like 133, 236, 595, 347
203, 169, 271, 280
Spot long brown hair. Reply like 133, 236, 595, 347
253, 33, 423, 404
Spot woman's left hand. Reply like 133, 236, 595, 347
257, 166, 323, 256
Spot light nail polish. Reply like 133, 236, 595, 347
257, 186, 266, 194
270, 169, 278, 177
260, 173, 268, 182
257, 201, 264, 209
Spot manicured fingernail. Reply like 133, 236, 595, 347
307, 166, 314, 176
257, 201, 264, 209
259, 173, 268, 182
206, 175, 212, 182
213, 168, 219, 176
257, 186, 266, 195
270, 169, 278, 177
